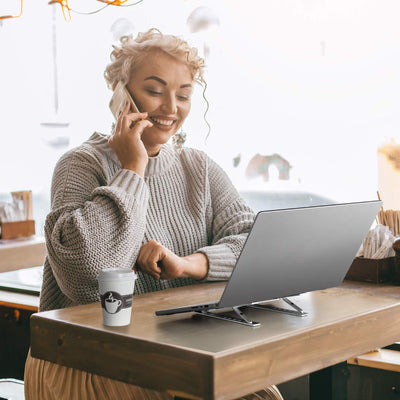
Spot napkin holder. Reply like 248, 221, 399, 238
345, 256, 395, 284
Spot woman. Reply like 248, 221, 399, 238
25, 28, 284, 400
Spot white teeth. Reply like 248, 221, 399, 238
151, 117, 174, 126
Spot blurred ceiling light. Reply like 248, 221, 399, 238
2, 0, 143, 22
98, 0, 129, 4
186, 6, 220, 33
48, 0, 71, 21
0, 0, 23, 21
110, 18, 134, 41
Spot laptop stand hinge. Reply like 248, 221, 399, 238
248, 297, 308, 317
194, 306, 260, 327
194, 298, 307, 327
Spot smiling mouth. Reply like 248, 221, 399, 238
150, 117, 176, 126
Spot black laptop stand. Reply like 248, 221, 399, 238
194, 297, 308, 327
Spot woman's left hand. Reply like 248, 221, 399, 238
136, 240, 208, 280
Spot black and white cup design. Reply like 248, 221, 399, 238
98, 268, 137, 326
101, 291, 133, 314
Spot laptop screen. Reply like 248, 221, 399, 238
218, 201, 381, 309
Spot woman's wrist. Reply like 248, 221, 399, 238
121, 161, 147, 177
180, 253, 209, 280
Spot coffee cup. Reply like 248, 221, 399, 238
97, 268, 137, 326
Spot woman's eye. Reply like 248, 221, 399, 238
178, 95, 190, 101
147, 90, 162, 96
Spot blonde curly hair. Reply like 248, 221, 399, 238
104, 28, 206, 88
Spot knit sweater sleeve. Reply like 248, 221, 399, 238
45, 147, 148, 305
197, 155, 255, 281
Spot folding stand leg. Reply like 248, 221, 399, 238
248, 297, 308, 317
194, 298, 307, 326
195, 306, 260, 327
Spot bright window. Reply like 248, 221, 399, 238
1, 0, 399, 233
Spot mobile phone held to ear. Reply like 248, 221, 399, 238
109, 81, 140, 119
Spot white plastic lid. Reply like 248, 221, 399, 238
97, 268, 136, 281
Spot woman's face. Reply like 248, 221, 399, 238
126, 50, 193, 153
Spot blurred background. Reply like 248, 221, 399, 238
1, 0, 400, 233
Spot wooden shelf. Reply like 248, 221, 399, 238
0, 289, 39, 312
348, 349, 400, 373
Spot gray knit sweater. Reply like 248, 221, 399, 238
39, 132, 255, 311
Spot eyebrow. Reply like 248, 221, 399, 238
144, 75, 192, 89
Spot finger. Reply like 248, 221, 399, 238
121, 120, 153, 141
130, 119, 154, 136
123, 117, 152, 134
137, 251, 162, 275
136, 240, 164, 278
147, 258, 162, 275
139, 261, 161, 279
143, 246, 164, 276
137, 264, 160, 280
126, 111, 148, 119
152, 272, 161, 280
122, 111, 148, 126
150, 263, 161, 279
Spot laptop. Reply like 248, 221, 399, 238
156, 200, 382, 326
0, 265, 43, 296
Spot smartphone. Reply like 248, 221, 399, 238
109, 81, 140, 119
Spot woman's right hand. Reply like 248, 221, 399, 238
108, 102, 153, 177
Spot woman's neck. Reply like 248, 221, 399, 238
146, 144, 162, 157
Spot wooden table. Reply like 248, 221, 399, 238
30, 281, 400, 400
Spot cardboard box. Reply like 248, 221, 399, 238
345, 256, 395, 284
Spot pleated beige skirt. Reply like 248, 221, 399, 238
25, 351, 284, 400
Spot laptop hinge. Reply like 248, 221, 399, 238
248, 297, 308, 317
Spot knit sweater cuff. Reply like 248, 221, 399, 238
109, 169, 144, 192
197, 243, 236, 281
109, 169, 148, 202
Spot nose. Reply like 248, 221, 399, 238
160, 94, 177, 114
